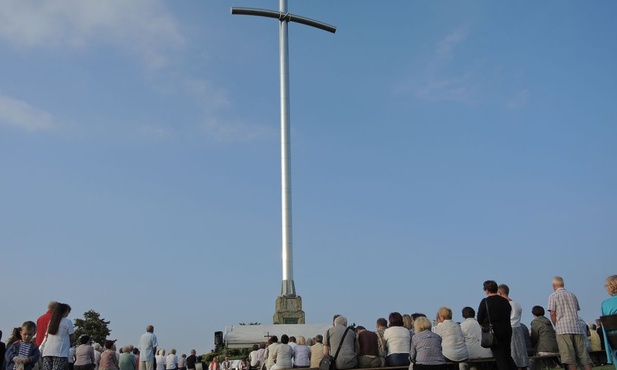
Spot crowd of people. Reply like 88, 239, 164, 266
247, 276, 617, 370
2, 275, 617, 370
0, 305, 200, 370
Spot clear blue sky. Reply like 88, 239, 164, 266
1, 0, 615, 357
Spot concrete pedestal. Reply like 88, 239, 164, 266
273, 295, 305, 324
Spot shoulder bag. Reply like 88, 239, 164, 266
39, 331, 49, 354
481, 298, 497, 348
319, 327, 351, 370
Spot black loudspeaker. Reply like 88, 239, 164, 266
214, 331, 223, 345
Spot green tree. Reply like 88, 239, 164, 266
74, 310, 111, 346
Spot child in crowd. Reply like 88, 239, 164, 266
5, 321, 40, 370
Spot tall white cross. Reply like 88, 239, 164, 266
232, 2, 336, 297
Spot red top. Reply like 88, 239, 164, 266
35, 310, 53, 346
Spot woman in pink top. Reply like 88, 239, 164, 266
99, 341, 119, 370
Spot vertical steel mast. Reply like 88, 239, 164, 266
231, 2, 336, 297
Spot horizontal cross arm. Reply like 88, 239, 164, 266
231, 7, 336, 33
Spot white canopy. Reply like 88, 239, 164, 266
223, 324, 331, 348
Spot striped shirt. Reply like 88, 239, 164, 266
18, 342, 33, 357
13, 342, 34, 370
548, 287, 584, 335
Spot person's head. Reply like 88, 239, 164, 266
159, 349, 166, 356
588, 322, 597, 330
314, 334, 323, 344
356, 326, 366, 333
122, 346, 131, 353
410, 313, 426, 321
403, 314, 413, 329
605, 275, 617, 296
147, 325, 155, 333
552, 276, 565, 290
134, 348, 140, 355
59, 303, 72, 317
437, 307, 453, 321
252, 344, 258, 351
413, 317, 432, 333
483, 280, 498, 294
170, 349, 177, 355
105, 340, 115, 350
9, 327, 22, 342
93, 343, 102, 352
306, 338, 314, 346
376, 318, 387, 329
497, 284, 510, 297
532, 305, 545, 317
80, 335, 91, 345
0, 329, 3, 341
269, 335, 278, 344
297, 336, 306, 345
20, 321, 37, 343
332, 314, 340, 325
259, 342, 266, 349
334, 315, 348, 327
289, 336, 296, 343
280, 334, 289, 344
388, 312, 404, 327
47, 301, 58, 312
462, 307, 475, 319
191, 350, 197, 355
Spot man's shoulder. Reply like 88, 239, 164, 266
551, 288, 571, 296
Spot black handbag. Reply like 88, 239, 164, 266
319, 327, 351, 370
481, 298, 497, 348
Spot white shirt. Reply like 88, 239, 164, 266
43, 317, 75, 358
383, 326, 411, 355
460, 318, 493, 359
166, 354, 178, 369
510, 300, 522, 328
434, 320, 469, 362
156, 355, 167, 370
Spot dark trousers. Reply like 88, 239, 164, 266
490, 347, 517, 370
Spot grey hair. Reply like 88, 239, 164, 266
552, 276, 565, 287
334, 315, 348, 326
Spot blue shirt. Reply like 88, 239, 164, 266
138, 332, 158, 361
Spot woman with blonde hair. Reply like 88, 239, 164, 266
410, 317, 447, 370
403, 315, 413, 331
166, 349, 178, 370
292, 336, 310, 368
155, 350, 166, 370
434, 307, 469, 362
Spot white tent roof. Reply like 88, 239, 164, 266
223, 324, 331, 348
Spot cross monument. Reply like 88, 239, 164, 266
231, 1, 336, 324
